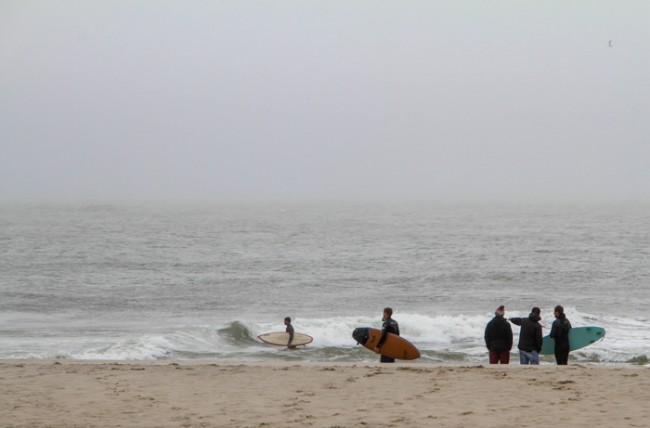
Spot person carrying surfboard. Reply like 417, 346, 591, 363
374, 307, 400, 363
550, 305, 572, 365
284, 317, 296, 350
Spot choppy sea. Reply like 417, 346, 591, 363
1, 201, 648, 365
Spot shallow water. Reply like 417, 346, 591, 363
1, 201, 648, 363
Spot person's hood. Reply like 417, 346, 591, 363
528, 312, 541, 322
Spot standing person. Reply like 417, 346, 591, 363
374, 307, 399, 363
284, 317, 296, 349
550, 305, 572, 365
484, 305, 513, 364
509, 307, 543, 365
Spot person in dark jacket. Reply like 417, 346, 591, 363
484, 305, 513, 364
374, 307, 400, 363
550, 305, 572, 365
509, 307, 543, 365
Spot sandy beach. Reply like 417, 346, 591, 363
1, 361, 649, 428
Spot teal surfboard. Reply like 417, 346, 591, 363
540, 326, 605, 355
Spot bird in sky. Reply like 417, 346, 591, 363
608, 40, 613, 47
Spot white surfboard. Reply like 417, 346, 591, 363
258, 332, 313, 346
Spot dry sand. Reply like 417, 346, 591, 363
1, 360, 649, 428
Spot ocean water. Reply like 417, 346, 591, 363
1, 201, 648, 365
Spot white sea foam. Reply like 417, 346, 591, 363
0, 309, 645, 363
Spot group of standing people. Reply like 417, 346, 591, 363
484, 304, 572, 365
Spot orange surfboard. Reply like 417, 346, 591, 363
353, 327, 420, 360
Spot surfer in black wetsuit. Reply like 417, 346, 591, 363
374, 307, 400, 363
550, 305, 572, 365
284, 317, 296, 349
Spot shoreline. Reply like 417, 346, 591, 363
0, 358, 646, 367
2, 360, 649, 427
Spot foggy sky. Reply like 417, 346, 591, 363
1, 1, 649, 201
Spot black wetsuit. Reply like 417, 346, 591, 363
550, 315, 572, 365
377, 317, 399, 363
286, 324, 295, 348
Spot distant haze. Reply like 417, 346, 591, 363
1, 1, 649, 201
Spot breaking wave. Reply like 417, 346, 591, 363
1, 309, 646, 364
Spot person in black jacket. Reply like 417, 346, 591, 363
550, 305, 572, 365
374, 307, 400, 363
484, 305, 513, 364
509, 307, 543, 365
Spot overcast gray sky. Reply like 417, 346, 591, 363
1, 1, 649, 201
